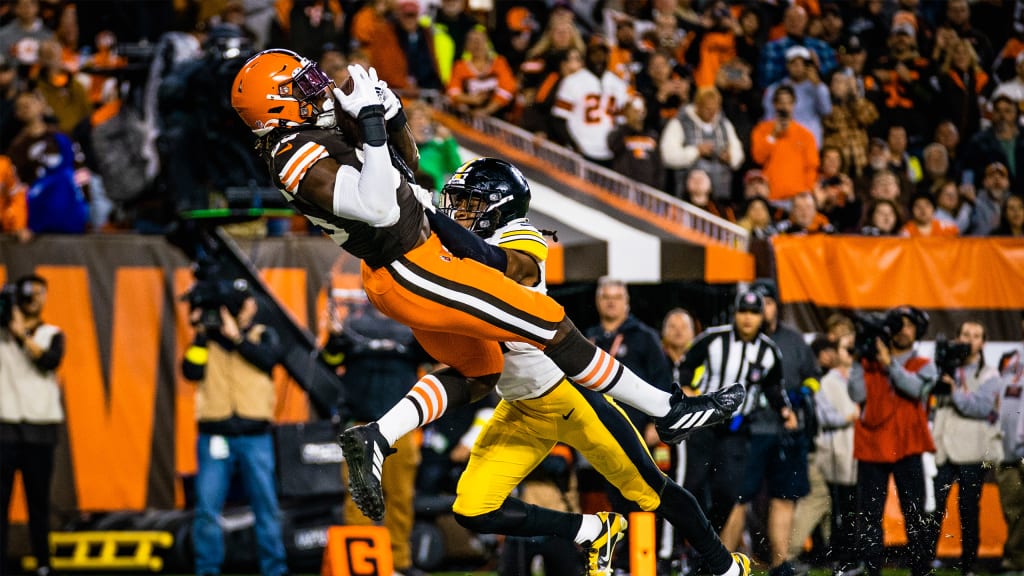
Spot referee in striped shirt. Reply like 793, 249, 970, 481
674, 289, 792, 538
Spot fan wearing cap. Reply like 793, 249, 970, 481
494, 5, 541, 73
965, 160, 1014, 235
757, 4, 837, 88
762, 45, 831, 148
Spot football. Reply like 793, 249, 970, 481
339, 74, 354, 95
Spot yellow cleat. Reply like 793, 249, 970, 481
583, 512, 628, 576
732, 552, 752, 576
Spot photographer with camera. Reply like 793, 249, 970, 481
847, 305, 937, 576
0, 274, 64, 576
181, 277, 289, 576
926, 321, 1000, 575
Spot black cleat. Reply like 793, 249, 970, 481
655, 383, 745, 444
338, 423, 394, 521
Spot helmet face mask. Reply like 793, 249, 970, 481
441, 190, 508, 234
232, 49, 337, 135
440, 158, 531, 237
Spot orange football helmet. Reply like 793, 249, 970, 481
231, 48, 336, 135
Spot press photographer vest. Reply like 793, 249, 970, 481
0, 324, 63, 424
854, 355, 935, 463
196, 325, 275, 424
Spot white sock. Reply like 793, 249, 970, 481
718, 558, 741, 576
570, 348, 671, 417
602, 373, 672, 417
574, 514, 603, 545
375, 375, 448, 446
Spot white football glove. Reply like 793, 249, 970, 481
411, 182, 436, 213
376, 79, 403, 122
333, 65, 384, 118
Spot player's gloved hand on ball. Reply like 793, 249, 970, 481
375, 79, 402, 122
333, 64, 385, 118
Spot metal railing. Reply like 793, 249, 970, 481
439, 102, 750, 252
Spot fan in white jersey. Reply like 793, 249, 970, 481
550, 41, 632, 164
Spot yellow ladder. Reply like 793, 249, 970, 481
20, 531, 173, 572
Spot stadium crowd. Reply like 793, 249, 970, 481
1, 1, 1024, 576
0, 0, 1023, 239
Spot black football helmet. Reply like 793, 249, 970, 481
440, 158, 531, 236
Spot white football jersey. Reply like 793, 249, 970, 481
552, 68, 631, 161
485, 219, 565, 401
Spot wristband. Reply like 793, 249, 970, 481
358, 105, 387, 146
386, 108, 408, 133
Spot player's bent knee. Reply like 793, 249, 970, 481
453, 509, 499, 534
467, 373, 501, 401
453, 499, 529, 535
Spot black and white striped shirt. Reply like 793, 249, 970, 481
678, 325, 789, 416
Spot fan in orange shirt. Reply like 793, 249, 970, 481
447, 26, 518, 118
0, 154, 30, 242
900, 191, 960, 237
750, 86, 819, 201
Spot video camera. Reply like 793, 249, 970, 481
853, 306, 929, 361
933, 336, 971, 393
852, 311, 897, 360
183, 261, 253, 331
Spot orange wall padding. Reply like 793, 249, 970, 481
774, 236, 1024, 309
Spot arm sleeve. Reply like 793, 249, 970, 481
33, 331, 65, 372
725, 121, 745, 169
236, 326, 281, 375
815, 390, 851, 430
804, 131, 820, 189
332, 144, 401, 227
490, 58, 518, 108
889, 358, 937, 400
750, 122, 773, 165
659, 118, 699, 169
425, 210, 508, 271
815, 82, 833, 116
952, 374, 1000, 418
